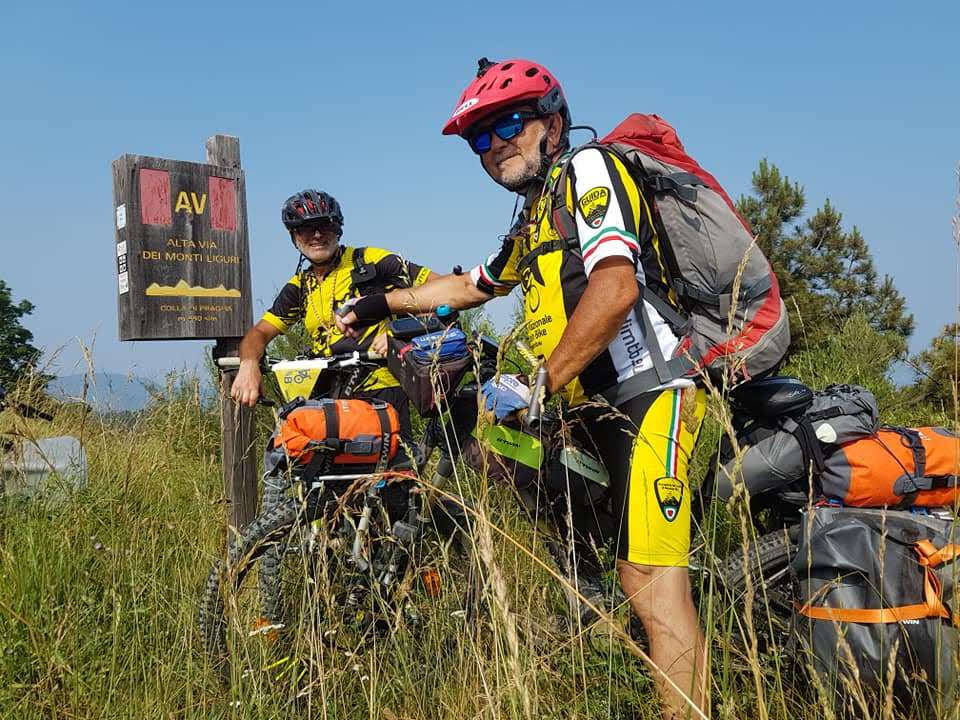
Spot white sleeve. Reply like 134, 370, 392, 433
569, 148, 640, 276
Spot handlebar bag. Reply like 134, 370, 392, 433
388, 328, 472, 415
277, 398, 399, 472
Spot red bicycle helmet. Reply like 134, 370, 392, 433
442, 57, 569, 137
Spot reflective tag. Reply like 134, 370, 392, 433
472, 424, 543, 469
558, 446, 609, 487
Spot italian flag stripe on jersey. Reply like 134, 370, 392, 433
664, 389, 682, 477
581, 227, 640, 263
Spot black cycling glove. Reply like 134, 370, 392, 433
337, 294, 390, 326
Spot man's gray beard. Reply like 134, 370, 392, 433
497, 127, 547, 192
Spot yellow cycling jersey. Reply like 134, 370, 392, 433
470, 147, 683, 406
262, 245, 431, 391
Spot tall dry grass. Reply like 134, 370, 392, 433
1, 307, 958, 720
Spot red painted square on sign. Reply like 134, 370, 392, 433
139, 169, 172, 226
209, 177, 237, 231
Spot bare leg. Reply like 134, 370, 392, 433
618, 561, 707, 720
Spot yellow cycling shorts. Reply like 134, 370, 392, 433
569, 385, 706, 567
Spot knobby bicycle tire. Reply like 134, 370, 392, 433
200, 493, 481, 681
256, 471, 293, 625
715, 525, 800, 658
198, 497, 303, 677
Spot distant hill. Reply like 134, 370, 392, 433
50, 373, 154, 412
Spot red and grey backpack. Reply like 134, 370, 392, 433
547, 114, 790, 396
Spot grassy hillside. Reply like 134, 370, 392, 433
0, 322, 956, 719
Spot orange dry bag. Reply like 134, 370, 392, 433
278, 398, 400, 470
820, 426, 960, 507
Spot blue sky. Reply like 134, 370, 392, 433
1, 1, 957, 380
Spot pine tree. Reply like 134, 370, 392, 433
909, 323, 959, 411
0, 279, 45, 389
736, 160, 914, 353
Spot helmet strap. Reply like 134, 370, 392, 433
533, 134, 553, 183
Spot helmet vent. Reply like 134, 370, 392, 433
542, 75, 552, 86
501, 62, 514, 71
524, 67, 538, 77
500, 78, 512, 89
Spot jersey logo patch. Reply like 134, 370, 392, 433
654, 476, 683, 522
578, 186, 610, 228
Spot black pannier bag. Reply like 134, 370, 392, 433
793, 507, 959, 712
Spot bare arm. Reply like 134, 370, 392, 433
387, 271, 490, 313
231, 320, 282, 407
543, 257, 639, 394
337, 272, 491, 335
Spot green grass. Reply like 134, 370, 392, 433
1, 351, 957, 719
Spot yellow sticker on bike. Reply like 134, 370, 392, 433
274, 366, 322, 402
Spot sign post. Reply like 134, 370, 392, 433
112, 135, 257, 532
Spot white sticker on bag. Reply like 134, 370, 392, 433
118, 271, 129, 294
116, 204, 127, 229
815, 423, 838, 444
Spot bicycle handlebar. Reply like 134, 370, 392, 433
215, 350, 385, 372
525, 366, 549, 428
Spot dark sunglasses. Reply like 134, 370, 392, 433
468, 111, 540, 154
295, 220, 340, 236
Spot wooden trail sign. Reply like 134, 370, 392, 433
112, 135, 257, 532
112, 150, 253, 339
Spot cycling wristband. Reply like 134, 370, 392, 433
345, 294, 390, 323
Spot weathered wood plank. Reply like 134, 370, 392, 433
207, 135, 257, 533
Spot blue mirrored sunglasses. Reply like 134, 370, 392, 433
468, 111, 539, 154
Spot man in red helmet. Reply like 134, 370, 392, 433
338, 59, 707, 717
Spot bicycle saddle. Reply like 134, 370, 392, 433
728, 376, 813, 420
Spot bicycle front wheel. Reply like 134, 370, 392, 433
199, 497, 325, 681
713, 525, 800, 662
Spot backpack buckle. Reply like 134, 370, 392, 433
645, 174, 700, 203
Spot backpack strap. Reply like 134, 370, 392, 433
350, 246, 378, 290
780, 416, 827, 476
643, 172, 704, 203
671, 275, 773, 320
599, 353, 696, 406
515, 237, 580, 278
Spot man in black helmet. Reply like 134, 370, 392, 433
231, 189, 434, 442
